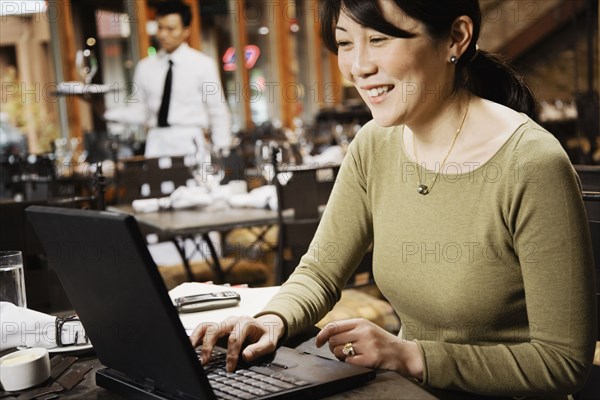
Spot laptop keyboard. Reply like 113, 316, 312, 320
196, 347, 310, 400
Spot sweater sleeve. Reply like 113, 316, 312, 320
257, 132, 375, 338
417, 131, 597, 396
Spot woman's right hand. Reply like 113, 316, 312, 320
190, 314, 285, 372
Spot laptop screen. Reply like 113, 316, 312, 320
27, 206, 212, 398
27, 206, 377, 400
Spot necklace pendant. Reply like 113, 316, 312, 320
417, 184, 430, 195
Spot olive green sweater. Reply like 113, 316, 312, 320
259, 118, 596, 396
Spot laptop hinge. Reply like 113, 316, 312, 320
139, 379, 196, 400
140, 377, 157, 391
97, 369, 202, 400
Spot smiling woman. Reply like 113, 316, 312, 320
322, 0, 536, 127
190, 1, 596, 398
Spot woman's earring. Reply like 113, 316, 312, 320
450, 55, 459, 65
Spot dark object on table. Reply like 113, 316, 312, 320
16, 363, 93, 400
26, 206, 375, 400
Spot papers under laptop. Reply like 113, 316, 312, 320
26, 206, 375, 400
168, 283, 281, 335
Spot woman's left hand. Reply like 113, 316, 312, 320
315, 318, 423, 380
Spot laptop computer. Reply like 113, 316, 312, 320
26, 206, 375, 400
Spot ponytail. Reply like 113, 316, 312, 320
461, 50, 537, 118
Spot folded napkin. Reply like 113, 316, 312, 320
228, 185, 277, 210
132, 198, 166, 213
131, 187, 212, 213
302, 145, 345, 167
169, 186, 212, 209
0, 302, 87, 351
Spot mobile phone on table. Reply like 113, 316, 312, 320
174, 291, 241, 313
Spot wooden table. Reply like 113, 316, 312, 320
14, 334, 488, 400
107, 204, 279, 282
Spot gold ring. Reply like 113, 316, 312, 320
342, 342, 355, 357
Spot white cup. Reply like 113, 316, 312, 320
0, 251, 26, 308
0, 348, 50, 391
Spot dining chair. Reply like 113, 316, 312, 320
576, 191, 600, 398
115, 156, 193, 203
219, 147, 246, 185
2, 154, 66, 201
272, 156, 339, 284
582, 192, 599, 325
115, 155, 271, 287
272, 149, 373, 286
575, 165, 600, 192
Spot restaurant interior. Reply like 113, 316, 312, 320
0, 0, 599, 397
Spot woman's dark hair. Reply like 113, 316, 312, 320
156, 0, 192, 27
322, 0, 536, 117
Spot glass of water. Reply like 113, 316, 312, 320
0, 251, 26, 308
75, 49, 98, 84
192, 144, 225, 192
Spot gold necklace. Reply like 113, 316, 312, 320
413, 101, 470, 195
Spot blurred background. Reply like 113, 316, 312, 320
0, 0, 598, 165
0, 0, 598, 313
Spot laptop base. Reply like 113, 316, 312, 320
27, 206, 375, 400
96, 368, 198, 400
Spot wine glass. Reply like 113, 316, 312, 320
192, 142, 224, 192
332, 123, 350, 148
53, 138, 68, 177
255, 140, 278, 184
75, 49, 98, 84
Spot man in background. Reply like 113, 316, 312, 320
109, 0, 231, 157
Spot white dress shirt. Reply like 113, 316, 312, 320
132, 43, 232, 157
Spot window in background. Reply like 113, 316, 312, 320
95, 8, 143, 151
242, 0, 277, 126
294, 0, 317, 124
200, 1, 239, 129
0, 4, 60, 154
96, 10, 134, 115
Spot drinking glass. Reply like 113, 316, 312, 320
0, 251, 26, 308
75, 49, 98, 84
255, 141, 278, 184
332, 123, 350, 149
192, 145, 224, 192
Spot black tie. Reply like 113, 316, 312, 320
158, 59, 173, 127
